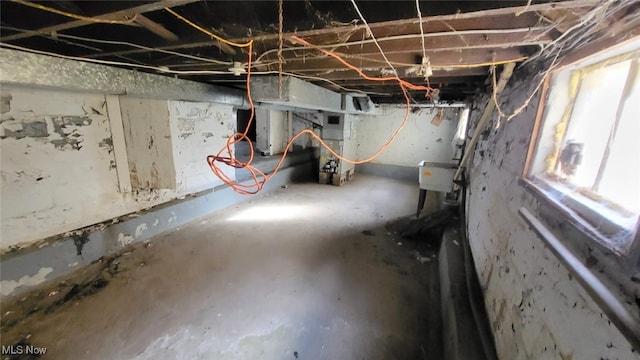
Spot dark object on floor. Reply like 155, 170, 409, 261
390, 209, 456, 239
417, 189, 427, 218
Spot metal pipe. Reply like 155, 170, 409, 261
518, 207, 640, 351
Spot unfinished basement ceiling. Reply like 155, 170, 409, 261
1, 0, 639, 103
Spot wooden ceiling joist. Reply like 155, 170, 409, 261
81, 0, 592, 62
261, 48, 526, 73
313, 67, 489, 81
0, 0, 198, 42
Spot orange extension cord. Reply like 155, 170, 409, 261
206, 35, 438, 195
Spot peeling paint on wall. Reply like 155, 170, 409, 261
0, 267, 53, 296
169, 100, 236, 193
0, 88, 176, 250
1, 119, 48, 139
117, 233, 134, 248
467, 71, 637, 359
135, 223, 148, 238
1, 60, 247, 251
0, 114, 96, 152
119, 97, 176, 190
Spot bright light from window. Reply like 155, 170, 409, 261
597, 64, 640, 213
227, 205, 310, 222
564, 60, 630, 189
526, 45, 640, 250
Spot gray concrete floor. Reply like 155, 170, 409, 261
5, 175, 443, 359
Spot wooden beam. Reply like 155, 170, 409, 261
253, 29, 551, 65
558, 24, 640, 69
332, 76, 486, 87
82, 0, 596, 60
232, 0, 598, 44
330, 30, 551, 56
270, 48, 525, 73
314, 67, 489, 81
133, 13, 179, 42
1, 0, 198, 42
325, 84, 480, 95
454, 63, 516, 180
85, 15, 543, 60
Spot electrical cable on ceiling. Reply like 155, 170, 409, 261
349, 0, 399, 78
164, 8, 252, 49
0, 25, 233, 66
11, 0, 139, 24
291, 36, 437, 96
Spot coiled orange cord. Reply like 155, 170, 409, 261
206, 36, 438, 194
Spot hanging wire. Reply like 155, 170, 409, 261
349, 0, 399, 78
277, 0, 284, 98
415, 0, 432, 85
0, 25, 233, 66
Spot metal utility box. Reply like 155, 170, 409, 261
418, 161, 457, 193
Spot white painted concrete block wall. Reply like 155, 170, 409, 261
0, 86, 238, 251
342, 114, 357, 173
119, 97, 176, 189
255, 108, 287, 154
466, 77, 637, 359
354, 105, 458, 167
168, 100, 236, 192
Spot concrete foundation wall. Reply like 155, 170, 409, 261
0, 49, 252, 253
466, 67, 637, 359
354, 105, 459, 168
0, 86, 239, 251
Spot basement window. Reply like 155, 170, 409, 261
525, 44, 640, 254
